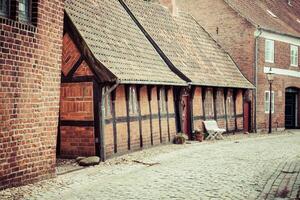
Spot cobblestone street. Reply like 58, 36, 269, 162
1, 131, 300, 200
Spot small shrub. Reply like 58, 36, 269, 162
173, 133, 186, 144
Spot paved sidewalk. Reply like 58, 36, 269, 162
1, 131, 300, 200
257, 154, 300, 199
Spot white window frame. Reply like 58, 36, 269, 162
129, 86, 138, 115
160, 88, 167, 114
102, 87, 112, 117
265, 39, 275, 63
290, 45, 298, 67
264, 91, 275, 114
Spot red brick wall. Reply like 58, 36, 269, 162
0, 1, 64, 189
103, 85, 177, 159
60, 126, 95, 157
256, 37, 300, 130
59, 82, 95, 157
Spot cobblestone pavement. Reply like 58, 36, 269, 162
1, 131, 300, 200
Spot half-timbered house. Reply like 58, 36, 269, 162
123, 0, 254, 137
60, 0, 253, 160
60, 0, 186, 160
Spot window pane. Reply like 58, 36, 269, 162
102, 87, 111, 117
265, 40, 274, 63
0, 0, 8, 16
265, 91, 269, 113
19, 0, 30, 22
291, 45, 298, 66
129, 87, 137, 115
160, 89, 166, 113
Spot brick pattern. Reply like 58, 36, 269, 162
256, 38, 300, 130
175, 0, 256, 83
73, 61, 93, 77
103, 85, 177, 159
0, 0, 64, 189
60, 83, 93, 121
60, 126, 95, 158
175, 0, 300, 131
62, 33, 81, 76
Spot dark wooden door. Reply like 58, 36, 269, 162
285, 93, 296, 128
243, 101, 251, 132
181, 95, 190, 137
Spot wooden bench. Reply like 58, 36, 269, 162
203, 120, 226, 140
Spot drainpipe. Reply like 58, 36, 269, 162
254, 28, 262, 133
100, 80, 120, 161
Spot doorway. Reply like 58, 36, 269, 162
181, 94, 191, 137
285, 88, 298, 129
243, 101, 251, 132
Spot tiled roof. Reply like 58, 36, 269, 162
224, 0, 300, 37
65, 0, 186, 86
124, 0, 253, 88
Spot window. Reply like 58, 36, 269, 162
129, 86, 138, 115
264, 91, 275, 113
160, 88, 167, 114
19, 0, 31, 22
102, 87, 112, 117
265, 39, 274, 63
290, 45, 298, 67
0, 0, 8, 16
204, 89, 214, 118
226, 90, 234, 119
216, 89, 225, 116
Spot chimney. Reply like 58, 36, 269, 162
159, 0, 178, 16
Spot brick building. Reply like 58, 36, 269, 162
59, 0, 252, 160
0, 0, 64, 189
175, 0, 300, 131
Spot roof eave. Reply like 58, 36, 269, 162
257, 27, 300, 40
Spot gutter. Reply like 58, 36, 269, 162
254, 29, 262, 133
100, 80, 120, 161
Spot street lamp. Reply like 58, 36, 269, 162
266, 68, 274, 134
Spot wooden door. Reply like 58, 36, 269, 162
243, 101, 251, 132
181, 95, 191, 137
285, 92, 296, 128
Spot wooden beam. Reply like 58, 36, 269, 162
137, 86, 143, 148
65, 56, 84, 80
201, 87, 206, 121
93, 80, 101, 157
233, 89, 238, 131
60, 120, 94, 127
147, 86, 154, 146
111, 89, 117, 154
165, 87, 171, 142
157, 86, 163, 143
213, 88, 218, 121
224, 88, 229, 132
125, 85, 131, 150
64, 13, 116, 83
